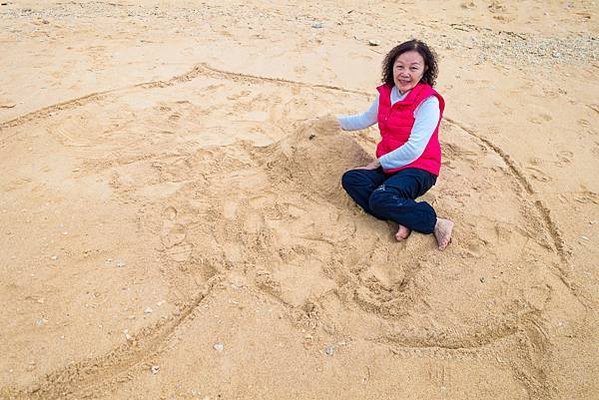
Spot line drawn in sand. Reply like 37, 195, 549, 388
1, 62, 581, 400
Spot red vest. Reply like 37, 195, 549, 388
376, 83, 445, 176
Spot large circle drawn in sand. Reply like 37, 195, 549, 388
0, 64, 577, 399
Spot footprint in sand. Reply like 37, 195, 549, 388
555, 150, 573, 166
161, 206, 192, 262
529, 113, 552, 125
526, 165, 552, 183
0, 101, 16, 109
577, 118, 590, 128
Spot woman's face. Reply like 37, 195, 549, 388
393, 50, 427, 93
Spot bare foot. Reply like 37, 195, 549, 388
434, 218, 454, 250
395, 224, 411, 241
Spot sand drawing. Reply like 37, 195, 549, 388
1, 61, 586, 400
1, 2, 597, 399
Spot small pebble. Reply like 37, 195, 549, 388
311, 22, 323, 29
51, 255, 58, 260
150, 365, 160, 374
115, 260, 126, 268
144, 307, 154, 314
325, 345, 335, 356
368, 39, 380, 46
213, 343, 224, 352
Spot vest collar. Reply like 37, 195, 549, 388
378, 83, 430, 107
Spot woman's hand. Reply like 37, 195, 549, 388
355, 159, 381, 170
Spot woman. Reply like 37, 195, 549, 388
338, 39, 453, 250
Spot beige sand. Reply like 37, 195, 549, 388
1, 1, 598, 399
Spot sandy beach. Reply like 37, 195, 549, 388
1, 1, 598, 399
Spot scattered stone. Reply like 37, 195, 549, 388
480, 277, 486, 283
35, 318, 47, 327
150, 365, 160, 374
311, 22, 323, 29
144, 307, 154, 314
368, 39, 380, 46
580, 236, 589, 241
325, 345, 335, 356
213, 343, 224, 352
115, 260, 126, 268
50, 255, 58, 261
123, 329, 133, 341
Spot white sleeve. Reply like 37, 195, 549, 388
336, 96, 379, 131
378, 96, 440, 169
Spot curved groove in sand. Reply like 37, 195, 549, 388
0, 63, 367, 137
442, 117, 587, 308
1, 62, 574, 398
10, 283, 215, 400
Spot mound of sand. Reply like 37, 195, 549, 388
255, 117, 373, 201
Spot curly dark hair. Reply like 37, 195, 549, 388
381, 39, 439, 87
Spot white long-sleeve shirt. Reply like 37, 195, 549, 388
337, 86, 440, 170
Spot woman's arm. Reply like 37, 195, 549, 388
378, 96, 440, 169
337, 96, 379, 131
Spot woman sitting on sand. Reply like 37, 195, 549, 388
337, 39, 453, 250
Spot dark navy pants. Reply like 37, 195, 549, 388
341, 167, 437, 234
